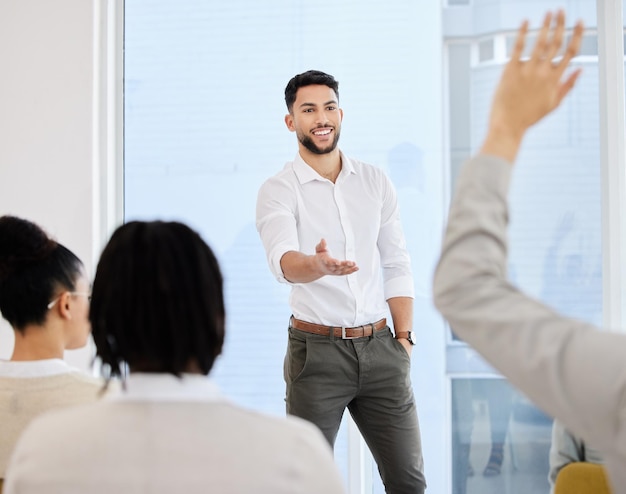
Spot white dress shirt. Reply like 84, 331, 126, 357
256, 150, 414, 326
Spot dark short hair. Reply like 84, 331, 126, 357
90, 221, 225, 378
284, 70, 339, 112
0, 216, 83, 330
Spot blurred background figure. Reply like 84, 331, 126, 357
549, 419, 604, 493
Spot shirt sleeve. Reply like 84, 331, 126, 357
256, 175, 300, 284
377, 172, 414, 300
433, 153, 626, 455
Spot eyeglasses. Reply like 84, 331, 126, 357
47, 291, 92, 310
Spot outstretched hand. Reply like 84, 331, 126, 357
314, 238, 359, 276
481, 10, 584, 162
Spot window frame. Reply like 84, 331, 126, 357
598, 0, 626, 331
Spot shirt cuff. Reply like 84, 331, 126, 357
384, 275, 415, 300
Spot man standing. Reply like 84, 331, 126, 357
256, 70, 426, 494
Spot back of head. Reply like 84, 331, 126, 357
90, 221, 225, 378
0, 216, 83, 330
284, 69, 339, 112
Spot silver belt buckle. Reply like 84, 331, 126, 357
341, 326, 356, 339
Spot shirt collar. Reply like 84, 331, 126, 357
292, 150, 356, 185
106, 372, 227, 403
0, 358, 74, 378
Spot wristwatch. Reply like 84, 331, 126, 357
395, 330, 416, 345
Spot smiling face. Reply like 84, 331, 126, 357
285, 84, 343, 156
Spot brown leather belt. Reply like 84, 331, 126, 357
290, 316, 387, 339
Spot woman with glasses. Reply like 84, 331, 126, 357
0, 215, 102, 480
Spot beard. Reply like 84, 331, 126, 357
298, 127, 341, 155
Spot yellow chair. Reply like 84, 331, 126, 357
554, 462, 612, 494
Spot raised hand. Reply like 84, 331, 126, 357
481, 10, 584, 162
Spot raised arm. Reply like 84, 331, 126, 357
433, 11, 626, 452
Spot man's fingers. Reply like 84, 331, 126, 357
339, 265, 359, 275
316, 238, 328, 253
325, 259, 358, 276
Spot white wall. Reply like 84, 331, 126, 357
0, 0, 109, 370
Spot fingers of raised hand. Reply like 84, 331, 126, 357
556, 20, 584, 75
530, 11, 583, 73
530, 11, 567, 65
510, 20, 529, 62
556, 68, 583, 105
530, 11, 554, 62
544, 10, 566, 61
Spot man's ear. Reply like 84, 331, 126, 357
285, 113, 296, 132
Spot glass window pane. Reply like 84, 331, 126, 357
451, 379, 554, 494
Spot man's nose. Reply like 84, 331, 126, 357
315, 111, 329, 125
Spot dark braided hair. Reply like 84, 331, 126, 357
0, 215, 83, 330
90, 221, 225, 378
284, 70, 339, 112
